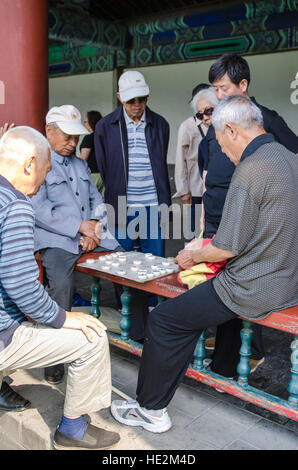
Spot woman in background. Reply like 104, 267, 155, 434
174, 85, 218, 240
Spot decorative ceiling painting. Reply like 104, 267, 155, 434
48, 0, 298, 77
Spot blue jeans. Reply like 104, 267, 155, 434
114, 206, 165, 257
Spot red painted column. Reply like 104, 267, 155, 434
0, 0, 48, 134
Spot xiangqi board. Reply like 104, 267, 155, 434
77, 251, 179, 282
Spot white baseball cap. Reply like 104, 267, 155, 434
118, 71, 150, 102
46, 105, 89, 135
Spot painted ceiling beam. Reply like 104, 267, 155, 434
48, 7, 127, 49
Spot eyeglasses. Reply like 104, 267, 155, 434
195, 107, 214, 120
126, 96, 148, 105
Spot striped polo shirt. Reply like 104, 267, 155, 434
0, 176, 66, 351
124, 108, 158, 207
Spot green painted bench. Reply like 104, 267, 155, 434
74, 252, 298, 422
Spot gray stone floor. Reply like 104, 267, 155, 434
109, 345, 298, 450
1, 182, 297, 451
1, 345, 297, 451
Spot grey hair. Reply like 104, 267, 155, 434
47, 122, 59, 130
0, 126, 50, 166
190, 86, 218, 114
212, 95, 264, 133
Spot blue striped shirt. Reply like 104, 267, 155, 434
0, 176, 66, 351
124, 109, 158, 207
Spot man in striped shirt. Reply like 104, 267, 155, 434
95, 70, 171, 257
0, 127, 120, 450
95, 71, 171, 340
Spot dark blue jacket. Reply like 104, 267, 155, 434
94, 105, 171, 219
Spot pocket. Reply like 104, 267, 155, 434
46, 174, 68, 201
46, 173, 68, 186
79, 174, 90, 185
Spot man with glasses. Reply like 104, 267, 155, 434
95, 71, 171, 257
94, 71, 171, 340
174, 83, 210, 239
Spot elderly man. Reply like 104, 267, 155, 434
110, 95, 298, 433
31, 105, 120, 384
95, 71, 171, 339
0, 126, 120, 450
94, 70, 171, 258
200, 53, 298, 373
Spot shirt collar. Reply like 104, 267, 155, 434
51, 149, 74, 166
123, 106, 146, 126
241, 133, 276, 162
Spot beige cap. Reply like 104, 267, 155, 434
46, 105, 89, 135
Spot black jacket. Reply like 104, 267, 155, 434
94, 105, 171, 219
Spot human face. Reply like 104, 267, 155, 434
46, 125, 80, 157
22, 150, 51, 197
215, 127, 242, 165
195, 98, 215, 128
118, 94, 148, 123
83, 116, 93, 133
212, 73, 248, 101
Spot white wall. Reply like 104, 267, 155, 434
49, 50, 297, 163
138, 50, 298, 163
49, 70, 114, 151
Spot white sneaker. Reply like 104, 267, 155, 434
110, 399, 172, 433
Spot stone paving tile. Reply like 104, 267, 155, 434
237, 418, 298, 450
111, 356, 140, 388
169, 383, 221, 419
224, 440, 260, 450
183, 401, 261, 450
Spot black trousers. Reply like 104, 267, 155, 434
136, 279, 240, 410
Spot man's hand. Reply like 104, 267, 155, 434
79, 220, 100, 245
81, 236, 97, 252
174, 249, 195, 270
63, 311, 107, 342
0, 122, 14, 138
181, 192, 192, 205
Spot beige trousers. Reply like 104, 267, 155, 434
0, 322, 111, 417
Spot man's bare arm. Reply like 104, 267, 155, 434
192, 242, 235, 264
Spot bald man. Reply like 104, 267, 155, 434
0, 126, 120, 450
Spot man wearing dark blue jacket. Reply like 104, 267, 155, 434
95, 72, 171, 340
94, 71, 171, 258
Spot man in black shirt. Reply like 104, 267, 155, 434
202, 54, 298, 376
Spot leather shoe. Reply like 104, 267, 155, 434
0, 382, 31, 412
53, 423, 120, 450
44, 364, 65, 385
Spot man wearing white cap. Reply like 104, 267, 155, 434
94, 72, 171, 340
31, 105, 120, 384
95, 70, 171, 257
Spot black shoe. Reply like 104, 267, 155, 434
0, 382, 31, 412
53, 423, 120, 450
44, 364, 65, 385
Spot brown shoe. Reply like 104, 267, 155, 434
53, 423, 120, 450
249, 357, 265, 373
205, 337, 215, 350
